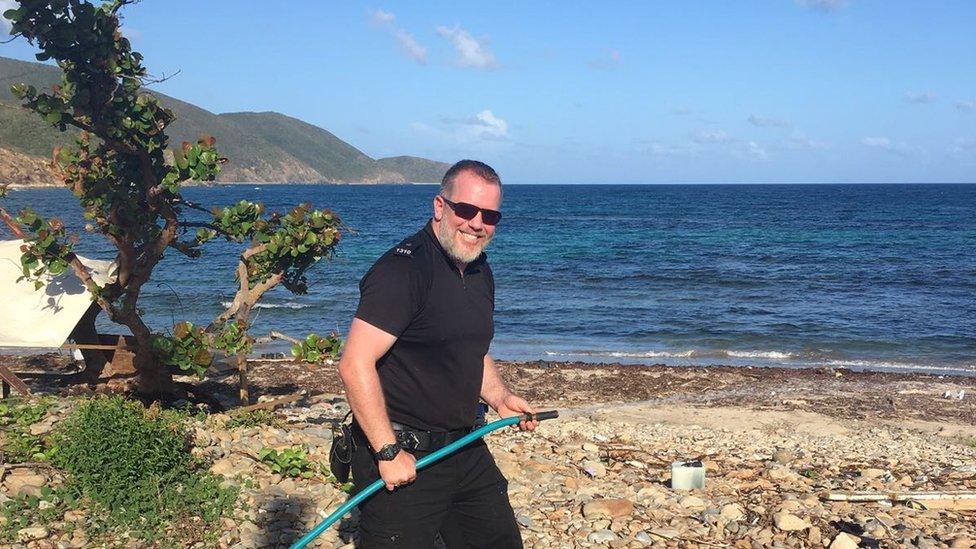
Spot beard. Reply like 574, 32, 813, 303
435, 219, 492, 265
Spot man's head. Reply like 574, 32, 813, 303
433, 160, 502, 267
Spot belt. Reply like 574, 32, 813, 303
390, 422, 475, 452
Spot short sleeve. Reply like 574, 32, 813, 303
354, 253, 425, 337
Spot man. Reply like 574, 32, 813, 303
338, 159, 537, 548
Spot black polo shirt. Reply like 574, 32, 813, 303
354, 220, 495, 432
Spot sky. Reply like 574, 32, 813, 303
2, 0, 975, 184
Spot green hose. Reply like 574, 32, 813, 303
289, 411, 559, 549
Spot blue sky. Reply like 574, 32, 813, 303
2, 0, 975, 183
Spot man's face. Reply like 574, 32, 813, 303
432, 170, 502, 266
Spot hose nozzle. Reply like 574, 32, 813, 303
523, 410, 559, 422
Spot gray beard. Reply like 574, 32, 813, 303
435, 219, 490, 266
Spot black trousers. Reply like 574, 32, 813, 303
350, 429, 523, 549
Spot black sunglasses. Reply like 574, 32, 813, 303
439, 196, 502, 226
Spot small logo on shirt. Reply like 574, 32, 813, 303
394, 247, 413, 256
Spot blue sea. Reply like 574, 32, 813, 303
4, 184, 975, 375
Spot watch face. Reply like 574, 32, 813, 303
377, 443, 401, 460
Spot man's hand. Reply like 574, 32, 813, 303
496, 393, 539, 431
377, 450, 417, 491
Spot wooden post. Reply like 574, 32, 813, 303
1, 379, 9, 399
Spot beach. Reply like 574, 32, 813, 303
3, 357, 974, 547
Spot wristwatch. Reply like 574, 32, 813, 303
374, 442, 402, 461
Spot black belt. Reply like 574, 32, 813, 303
390, 422, 475, 452
353, 421, 474, 453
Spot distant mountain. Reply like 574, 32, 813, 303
376, 156, 451, 184
0, 56, 448, 185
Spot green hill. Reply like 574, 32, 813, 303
0, 56, 447, 184
376, 156, 451, 184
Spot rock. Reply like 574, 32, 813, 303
773, 512, 810, 531
582, 499, 635, 519
210, 457, 251, 477
582, 442, 599, 452
808, 526, 822, 545
649, 528, 679, 540
767, 466, 796, 481
634, 531, 654, 544
564, 476, 579, 491
16, 527, 49, 542
829, 532, 860, 549
858, 468, 887, 481
587, 529, 617, 543
516, 513, 535, 528
772, 450, 793, 464
583, 460, 607, 478
4, 472, 47, 497
29, 416, 58, 436
678, 495, 706, 509
950, 537, 975, 549
719, 503, 745, 522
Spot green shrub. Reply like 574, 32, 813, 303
224, 409, 279, 429
0, 397, 54, 462
258, 446, 319, 479
0, 487, 72, 543
48, 396, 237, 543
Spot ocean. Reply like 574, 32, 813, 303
3, 183, 975, 375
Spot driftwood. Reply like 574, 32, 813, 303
824, 490, 976, 511
229, 393, 304, 414
0, 363, 31, 398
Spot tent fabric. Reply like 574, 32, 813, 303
0, 240, 116, 348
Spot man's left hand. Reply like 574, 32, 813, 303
496, 394, 539, 431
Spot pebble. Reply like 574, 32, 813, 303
773, 512, 810, 531
829, 532, 860, 549
4, 392, 974, 548
587, 529, 618, 543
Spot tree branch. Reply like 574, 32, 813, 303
0, 207, 26, 238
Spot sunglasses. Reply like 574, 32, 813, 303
439, 196, 502, 226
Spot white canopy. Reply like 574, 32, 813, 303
0, 240, 116, 348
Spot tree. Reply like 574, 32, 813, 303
1, 0, 342, 399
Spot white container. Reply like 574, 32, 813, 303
670, 460, 705, 490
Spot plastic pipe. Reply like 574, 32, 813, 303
289, 411, 559, 549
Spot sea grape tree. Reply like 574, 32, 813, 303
1, 0, 342, 399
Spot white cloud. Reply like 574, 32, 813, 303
1, 0, 19, 35
642, 141, 690, 158
372, 9, 395, 25
693, 130, 733, 144
469, 110, 508, 140
588, 49, 621, 70
393, 29, 427, 63
951, 137, 976, 155
747, 141, 769, 161
370, 9, 427, 64
955, 100, 976, 112
904, 91, 938, 104
787, 132, 829, 150
861, 136, 912, 156
798, 0, 846, 13
415, 109, 510, 144
748, 114, 792, 129
436, 25, 498, 69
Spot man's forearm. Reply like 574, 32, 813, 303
480, 354, 513, 411
338, 357, 397, 451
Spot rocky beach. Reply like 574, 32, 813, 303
2, 359, 975, 548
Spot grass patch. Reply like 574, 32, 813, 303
1, 396, 239, 546
224, 409, 279, 429
0, 397, 55, 462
